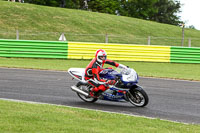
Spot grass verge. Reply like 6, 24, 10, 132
0, 99, 200, 133
0, 57, 200, 81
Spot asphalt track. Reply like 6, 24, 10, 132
0, 68, 200, 124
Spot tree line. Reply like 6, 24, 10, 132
23, 0, 183, 26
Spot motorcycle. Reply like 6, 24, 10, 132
68, 66, 149, 107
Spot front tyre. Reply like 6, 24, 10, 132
76, 82, 98, 103
127, 86, 149, 107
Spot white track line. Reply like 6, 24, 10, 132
0, 98, 190, 125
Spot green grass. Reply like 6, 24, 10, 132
0, 57, 200, 81
0, 99, 199, 133
0, 1, 200, 46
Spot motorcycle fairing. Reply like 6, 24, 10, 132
68, 68, 87, 83
101, 87, 125, 101
99, 69, 138, 88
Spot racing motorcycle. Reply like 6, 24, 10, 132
68, 66, 149, 107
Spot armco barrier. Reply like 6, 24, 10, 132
0, 39, 68, 59
68, 42, 171, 62
171, 46, 200, 63
1, 39, 200, 64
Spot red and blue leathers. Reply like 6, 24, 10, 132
85, 58, 119, 95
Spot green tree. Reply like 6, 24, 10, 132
119, 0, 182, 26
65, 0, 82, 9
150, 0, 182, 26
121, 0, 158, 20
187, 25, 196, 30
88, 0, 120, 14
24, 0, 60, 7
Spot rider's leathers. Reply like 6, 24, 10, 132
84, 58, 119, 93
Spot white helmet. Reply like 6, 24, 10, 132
95, 49, 107, 63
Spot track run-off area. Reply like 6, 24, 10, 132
0, 68, 200, 124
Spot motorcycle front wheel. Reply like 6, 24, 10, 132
127, 86, 149, 107
76, 82, 98, 103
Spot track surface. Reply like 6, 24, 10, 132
0, 68, 200, 124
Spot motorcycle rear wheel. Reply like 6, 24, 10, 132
76, 82, 98, 103
127, 86, 149, 107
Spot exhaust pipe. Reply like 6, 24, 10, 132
71, 85, 89, 97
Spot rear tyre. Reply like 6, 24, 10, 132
76, 82, 98, 103
127, 86, 149, 107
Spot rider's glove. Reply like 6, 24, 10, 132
106, 80, 116, 85
118, 64, 127, 69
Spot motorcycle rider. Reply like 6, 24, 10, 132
85, 49, 127, 98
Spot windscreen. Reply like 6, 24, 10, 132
116, 68, 131, 75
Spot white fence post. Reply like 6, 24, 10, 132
188, 38, 191, 47
181, 24, 185, 47
105, 33, 108, 43
16, 30, 19, 40
148, 36, 151, 45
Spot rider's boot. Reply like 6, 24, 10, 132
89, 87, 103, 98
